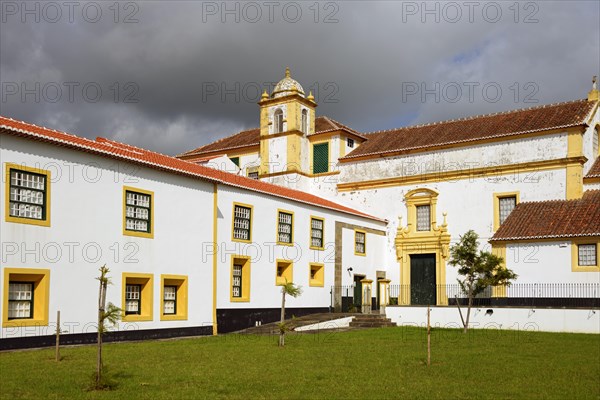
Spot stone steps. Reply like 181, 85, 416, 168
349, 314, 397, 328
237, 313, 358, 334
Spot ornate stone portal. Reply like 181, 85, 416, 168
395, 189, 451, 305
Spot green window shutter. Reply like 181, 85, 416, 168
230, 157, 240, 167
313, 143, 329, 174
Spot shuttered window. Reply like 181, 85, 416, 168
313, 143, 329, 174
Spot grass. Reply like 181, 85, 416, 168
1, 327, 599, 399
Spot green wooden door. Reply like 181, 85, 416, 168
410, 254, 436, 305
313, 143, 329, 174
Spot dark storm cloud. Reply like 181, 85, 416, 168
1, 1, 599, 155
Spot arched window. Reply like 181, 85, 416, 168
594, 127, 599, 156
274, 109, 283, 133
301, 109, 308, 133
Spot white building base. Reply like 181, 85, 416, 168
385, 306, 600, 334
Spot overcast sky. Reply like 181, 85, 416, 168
1, 1, 599, 155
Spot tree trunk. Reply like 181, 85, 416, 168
279, 289, 286, 347
464, 287, 473, 334
97, 278, 106, 387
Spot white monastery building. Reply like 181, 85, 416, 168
1, 70, 599, 348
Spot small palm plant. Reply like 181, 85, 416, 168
278, 281, 302, 347
95, 265, 121, 389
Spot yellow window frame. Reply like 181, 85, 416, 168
122, 272, 154, 322
2, 268, 50, 327
230, 255, 251, 302
4, 163, 51, 227
309, 263, 325, 287
123, 186, 154, 239
160, 274, 188, 321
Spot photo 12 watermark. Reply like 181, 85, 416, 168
401, 1, 540, 24
401, 81, 539, 104
200, 1, 340, 24
201, 81, 339, 104
1, 81, 140, 104
1, 1, 140, 24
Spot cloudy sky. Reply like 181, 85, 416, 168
1, 1, 598, 155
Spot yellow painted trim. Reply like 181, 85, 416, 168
338, 126, 585, 163
160, 274, 188, 321
566, 128, 585, 199
310, 139, 332, 174
259, 170, 340, 179
212, 183, 218, 334
491, 243, 507, 297
493, 191, 520, 232
276, 209, 294, 246
2, 268, 50, 327
122, 186, 154, 239
309, 263, 325, 287
225, 148, 260, 159
309, 215, 326, 251
230, 255, 251, 302
121, 272, 154, 322
340, 135, 347, 158
231, 202, 254, 243
571, 238, 600, 272
354, 229, 366, 256
275, 259, 294, 286
287, 132, 301, 173
338, 157, 587, 192
4, 163, 51, 227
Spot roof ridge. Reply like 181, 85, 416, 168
360, 99, 590, 136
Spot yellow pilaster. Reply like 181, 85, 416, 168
566, 129, 584, 200
491, 243, 507, 298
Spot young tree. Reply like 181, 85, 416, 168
449, 230, 517, 333
278, 281, 302, 347
95, 265, 121, 389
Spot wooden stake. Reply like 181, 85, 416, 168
427, 306, 431, 367
55, 310, 60, 362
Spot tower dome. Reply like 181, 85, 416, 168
272, 67, 305, 98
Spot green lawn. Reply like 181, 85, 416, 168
1, 327, 598, 399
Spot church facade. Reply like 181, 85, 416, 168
1, 70, 599, 348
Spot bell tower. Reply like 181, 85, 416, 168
258, 68, 317, 177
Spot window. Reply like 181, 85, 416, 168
122, 273, 153, 322
309, 263, 325, 287
312, 142, 329, 174
161, 275, 188, 320
493, 192, 520, 231
499, 196, 517, 225
274, 108, 284, 133
277, 210, 293, 245
276, 260, 293, 285
2, 268, 50, 327
310, 217, 325, 250
232, 203, 252, 242
5, 164, 51, 227
230, 157, 240, 167
347, 138, 355, 148
247, 166, 259, 179
578, 244, 597, 266
355, 230, 366, 255
231, 256, 251, 301
301, 109, 308, 133
8, 283, 33, 319
123, 187, 154, 238
416, 205, 431, 231
125, 284, 141, 315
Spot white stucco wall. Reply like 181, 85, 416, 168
1, 135, 215, 339
215, 185, 388, 311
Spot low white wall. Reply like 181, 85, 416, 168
385, 306, 600, 334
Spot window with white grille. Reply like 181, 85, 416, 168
125, 191, 151, 233
355, 231, 366, 254
499, 196, 517, 225
311, 218, 324, 248
233, 205, 252, 241
125, 284, 141, 315
232, 264, 243, 297
416, 205, 431, 231
8, 282, 33, 319
163, 286, 177, 315
9, 169, 47, 221
578, 244, 597, 266
347, 138, 355, 148
278, 212, 293, 244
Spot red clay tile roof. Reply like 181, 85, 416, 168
342, 99, 598, 160
585, 157, 600, 178
491, 190, 600, 241
179, 116, 365, 158
0, 116, 384, 222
